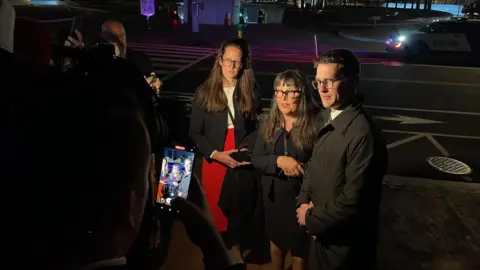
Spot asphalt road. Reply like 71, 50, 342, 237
161, 55, 480, 183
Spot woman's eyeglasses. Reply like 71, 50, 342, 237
220, 57, 243, 68
312, 77, 346, 89
274, 90, 302, 99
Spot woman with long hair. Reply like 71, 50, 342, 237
189, 38, 262, 263
251, 70, 320, 270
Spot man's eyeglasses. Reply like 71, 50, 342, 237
274, 90, 302, 99
220, 57, 243, 68
312, 77, 346, 89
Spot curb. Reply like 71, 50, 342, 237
328, 15, 450, 27
383, 175, 479, 189
329, 21, 422, 27
338, 31, 385, 44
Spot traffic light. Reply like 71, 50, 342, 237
171, 7, 179, 21
239, 8, 245, 25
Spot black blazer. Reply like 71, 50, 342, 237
189, 84, 262, 161
251, 120, 313, 201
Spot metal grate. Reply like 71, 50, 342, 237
426, 156, 473, 176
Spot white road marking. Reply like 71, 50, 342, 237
158, 94, 480, 139
192, 69, 480, 87
146, 51, 209, 57
426, 135, 450, 156
365, 105, 480, 116
127, 43, 218, 80
362, 62, 480, 71
373, 115, 445, 124
161, 93, 480, 118
383, 130, 480, 140
260, 98, 480, 117
387, 134, 426, 149
153, 63, 185, 69
162, 50, 218, 81
161, 94, 480, 117
363, 77, 480, 88
129, 43, 217, 52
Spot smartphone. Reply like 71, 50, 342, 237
156, 146, 195, 213
231, 150, 251, 162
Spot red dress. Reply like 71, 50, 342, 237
201, 128, 235, 232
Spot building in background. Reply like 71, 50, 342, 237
181, 0, 242, 25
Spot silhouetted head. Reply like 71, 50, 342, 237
1, 57, 152, 269
101, 19, 127, 57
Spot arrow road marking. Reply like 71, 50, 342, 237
373, 114, 445, 124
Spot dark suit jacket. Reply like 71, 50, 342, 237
189, 83, 262, 161
297, 103, 388, 270
179, 172, 192, 197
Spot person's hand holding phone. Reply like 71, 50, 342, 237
171, 175, 233, 270
151, 174, 233, 270
237, 148, 251, 166
277, 156, 304, 177
145, 72, 162, 93
212, 149, 240, 168
64, 29, 84, 49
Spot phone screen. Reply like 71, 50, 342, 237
156, 147, 195, 212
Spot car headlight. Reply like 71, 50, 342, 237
397, 35, 406, 42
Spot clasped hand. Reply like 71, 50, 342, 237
212, 148, 251, 168
296, 202, 314, 227
277, 156, 304, 177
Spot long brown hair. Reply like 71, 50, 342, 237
197, 38, 256, 117
263, 70, 319, 150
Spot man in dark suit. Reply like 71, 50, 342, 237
178, 158, 193, 198
296, 49, 388, 270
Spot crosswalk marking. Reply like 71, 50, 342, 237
159, 92, 274, 114
152, 63, 185, 69
128, 43, 218, 78
147, 52, 210, 58
129, 42, 316, 65
149, 57, 192, 64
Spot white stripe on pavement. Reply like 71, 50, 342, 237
362, 62, 480, 70
128, 42, 318, 53
145, 52, 209, 58
132, 47, 217, 54
144, 50, 213, 57
128, 43, 217, 79
129, 43, 217, 52
162, 50, 218, 81
190, 68, 480, 88
149, 57, 192, 64
153, 63, 185, 69
159, 93, 480, 117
